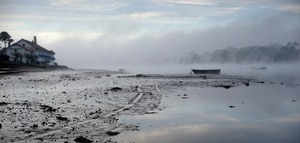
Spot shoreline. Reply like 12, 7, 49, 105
0, 63, 69, 75
0, 69, 257, 142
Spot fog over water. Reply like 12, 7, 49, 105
1, 0, 300, 70
49, 37, 300, 84
47, 14, 300, 69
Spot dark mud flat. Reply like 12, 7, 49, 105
0, 63, 69, 75
0, 70, 258, 142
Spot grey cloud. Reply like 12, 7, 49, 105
47, 12, 300, 68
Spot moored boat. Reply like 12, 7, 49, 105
191, 69, 221, 74
251, 66, 267, 70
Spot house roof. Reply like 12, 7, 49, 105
10, 43, 35, 52
13, 39, 55, 54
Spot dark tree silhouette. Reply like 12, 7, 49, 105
0, 48, 10, 63
0, 31, 12, 48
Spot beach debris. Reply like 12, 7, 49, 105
94, 76, 101, 78
223, 85, 232, 89
56, 116, 68, 121
35, 138, 43, 141
130, 85, 139, 92
31, 124, 38, 129
136, 74, 147, 77
106, 131, 120, 136
146, 111, 157, 114
74, 136, 93, 143
182, 94, 188, 99
89, 108, 102, 115
182, 97, 188, 99
40, 105, 57, 112
106, 74, 111, 77
110, 87, 122, 92
228, 105, 236, 108
0, 123, 2, 129
292, 100, 297, 102
214, 84, 234, 89
41, 122, 47, 126
244, 82, 250, 86
0, 102, 8, 106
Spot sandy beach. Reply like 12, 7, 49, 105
0, 69, 299, 143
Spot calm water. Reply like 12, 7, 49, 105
114, 84, 300, 143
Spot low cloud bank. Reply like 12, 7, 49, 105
46, 12, 300, 68
181, 42, 300, 64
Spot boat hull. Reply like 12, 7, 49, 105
191, 69, 221, 74
252, 66, 267, 70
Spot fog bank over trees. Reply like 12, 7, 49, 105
181, 42, 300, 64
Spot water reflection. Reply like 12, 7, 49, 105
114, 84, 300, 143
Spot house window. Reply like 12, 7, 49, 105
22, 44, 25, 47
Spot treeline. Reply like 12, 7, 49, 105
181, 42, 300, 64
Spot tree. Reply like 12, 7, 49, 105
0, 31, 12, 48
8, 38, 14, 47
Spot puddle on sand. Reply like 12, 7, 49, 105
113, 84, 300, 143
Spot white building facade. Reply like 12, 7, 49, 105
5, 37, 56, 65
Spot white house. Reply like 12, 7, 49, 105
5, 36, 56, 65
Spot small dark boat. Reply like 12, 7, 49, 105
191, 69, 221, 74
251, 66, 267, 70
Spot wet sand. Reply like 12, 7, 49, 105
0, 69, 256, 143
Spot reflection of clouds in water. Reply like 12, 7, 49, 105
273, 114, 300, 123
186, 85, 300, 119
127, 124, 213, 143
126, 111, 240, 123
199, 122, 300, 143
122, 121, 300, 143
116, 84, 300, 143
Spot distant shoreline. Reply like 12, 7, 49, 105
0, 63, 69, 75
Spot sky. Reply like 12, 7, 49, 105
0, 0, 300, 69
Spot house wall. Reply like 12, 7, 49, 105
35, 50, 55, 65
6, 45, 32, 63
